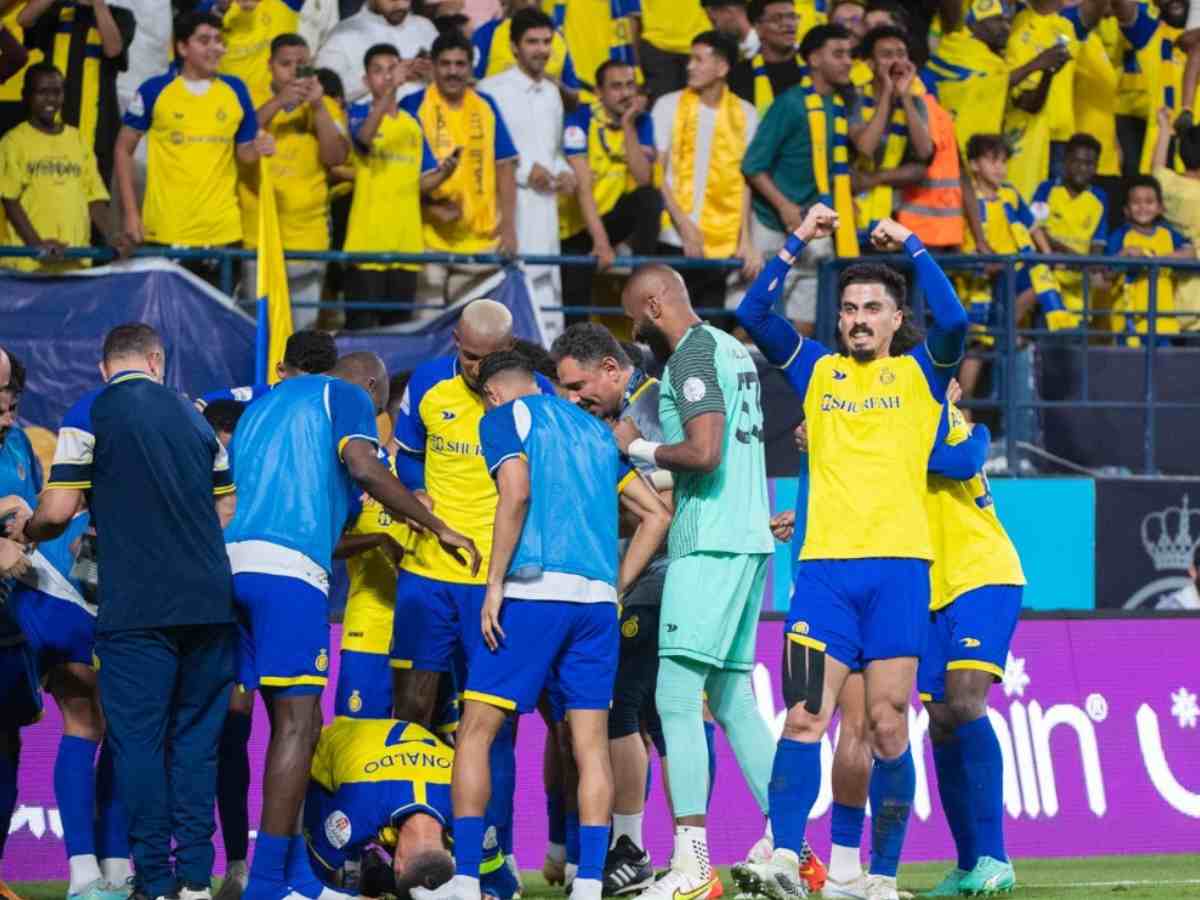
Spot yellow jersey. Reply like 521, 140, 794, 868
0, 4, 41, 104
560, 102, 655, 238
926, 405, 1025, 610
122, 72, 259, 246
801, 351, 944, 561
218, 0, 303, 96
1074, 23, 1120, 176
344, 101, 436, 271
239, 84, 344, 250
966, 183, 1034, 255
1153, 166, 1200, 331
1106, 221, 1189, 338
0, 122, 108, 272
342, 454, 416, 657
1115, 2, 1159, 118
638, 0, 710, 55
794, 0, 827, 47
1030, 177, 1108, 311
546, 0, 639, 89
924, 28, 1008, 155
392, 356, 499, 585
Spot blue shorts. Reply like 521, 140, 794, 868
334, 649, 393, 718
8, 587, 96, 675
786, 558, 930, 670
390, 570, 485, 674
0, 640, 42, 727
918, 585, 1023, 704
233, 572, 330, 697
465, 600, 618, 715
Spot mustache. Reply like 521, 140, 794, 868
849, 326, 874, 337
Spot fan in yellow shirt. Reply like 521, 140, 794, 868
214, 0, 304, 94
0, 63, 130, 272
114, 12, 273, 279
238, 33, 348, 328
1150, 105, 1200, 331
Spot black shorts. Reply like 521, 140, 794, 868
609, 604, 664, 753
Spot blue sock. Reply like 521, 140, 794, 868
547, 788, 566, 845
286, 833, 326, 897
932, 740, 975, 871
218, 711, 252, 862
957, 716, 1007, 864
454, 816, 485, 879
95, 740, 130, 862
767, 739, 821, 855
578, 824, 609, 881
831, 802, 866, 849
486, 718, 516, 857
56, 735, 98, 858
565, 811, 581, 865
868, 747, 916, 878
248, 831, 289, 886
0, 745, 16, 858
703, 720, 717, 809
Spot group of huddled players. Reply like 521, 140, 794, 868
1, 206, 1024, 900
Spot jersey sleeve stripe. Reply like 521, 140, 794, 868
487, 451, 526, 476
617, 469, 638, 494
338, 433, 379, 461
53, 426, 95, 467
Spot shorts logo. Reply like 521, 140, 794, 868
682, 377, 707, 403
348, 690, 363, 713
324, 810, 352, 849
316, 648, 330, 672
879, 367, 895, 385
791, 621, 809, 635
961, 637, 981, 648
622, 614, 639, 638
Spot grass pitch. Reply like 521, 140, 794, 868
11, 855, 1200, 900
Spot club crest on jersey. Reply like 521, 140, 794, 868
682, 377, 707, 403
216, 108, 228, 122
325, 810, 352, 849
348, 690, 363, 713
622, 614, 639, 638
879, 367, 895, 385
316, 648, 330, 672
791, 621, 809, 635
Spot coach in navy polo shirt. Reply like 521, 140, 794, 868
24, 323, 236, 900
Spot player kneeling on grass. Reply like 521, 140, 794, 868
417, 350, 670, 900
303, 717, 516, 900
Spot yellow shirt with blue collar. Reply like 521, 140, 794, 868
1031, 177, 1109, 312
1106, 220, 1189, 338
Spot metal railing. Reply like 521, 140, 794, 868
817, 252, 1200, 475
4, 244, 1197, 474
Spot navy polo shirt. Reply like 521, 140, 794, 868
47, 371, 235, 634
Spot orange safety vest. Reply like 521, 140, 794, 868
898, 95, 964, 248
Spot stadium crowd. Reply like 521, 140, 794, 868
0, 0, 1193, 898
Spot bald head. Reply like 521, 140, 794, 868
332, 351, 389, 413
455, 299, 516, 391
621, 264, 696, 362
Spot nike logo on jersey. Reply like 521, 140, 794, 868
961, 637, 981, 648
832, 370, 847, 380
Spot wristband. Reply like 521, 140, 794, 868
627, 438, 661, 466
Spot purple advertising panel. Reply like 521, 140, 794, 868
5, 617, 1199, 878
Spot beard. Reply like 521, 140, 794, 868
634, 320, 673, 364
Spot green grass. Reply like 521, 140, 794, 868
10, 855, 1200, 900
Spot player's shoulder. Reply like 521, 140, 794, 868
407, 354, 462, 407
215, 73, 253, 102
1087, 183, 1109, 206
399, 87, 427, 115
61, 384, 107, 432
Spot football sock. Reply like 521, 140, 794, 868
578, 824, 609, 880
547, 787, 567, 846
829, 802, 866, 882
565, 811, 581, 866
487, 717, 516, 857
0, 744, 16, 858
247, 831, 288, 887
958, 715, 1007, 863
56, 735, 98, 862
655, 657, 708, 818
706, 668, 775, 815
767, 738, 820, 856
932, 738, 976, 871
218, 710, 253, 863
453, 816, 485, 879
68, 854, 103, 895
672, 826, 711, 880
703, 720, 717, 809
611, 812, 643, 850
286, 833, 326, 898
868, 747, 916, 878
96, 740, 131, 877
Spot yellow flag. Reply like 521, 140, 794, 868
257, 159, 293, 385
